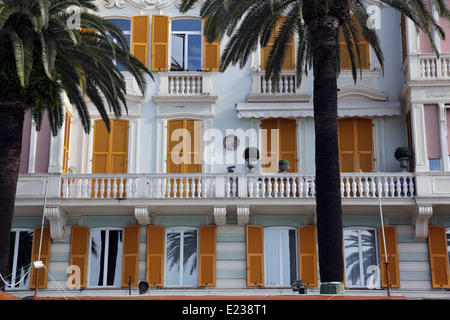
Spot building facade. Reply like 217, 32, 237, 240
5, 0, 450, 299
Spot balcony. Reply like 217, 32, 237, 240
16, 172, 416, 201
403, 52, 450, 81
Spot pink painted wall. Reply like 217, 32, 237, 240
419, 0, 435, 53
424, 104, 441, 159
19, 111, 32, 173
35, 112, 51, 173
440, 0, 450, 52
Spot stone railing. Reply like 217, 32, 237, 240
51, 172, 415, 200
405, 53, 450, 80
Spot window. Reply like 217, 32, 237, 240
260, 16, 295, 71
428, 225, 450, 288
343, 227, 379, 288
171, 19, 202, 71
261, 118, 297, 173
166, 118, 202, 174
339, 16, 370, 70
424, 104, 442, 171
5, 229, 33, 290
151, 15, 219, 71
338, 117, 374, 172
108, 19, 131, 72
264, 227, 298, 287
88, 228, 123, 287
92, 119, 129, 174
165, 227, 198, 287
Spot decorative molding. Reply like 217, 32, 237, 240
236, 205, 250, 225
44, 206, 67, 241
412, 205, 433, 240
213, 205, 227, 225
135, 206, 151, 225
104, 0, 127, 8
338, 84, 388, 102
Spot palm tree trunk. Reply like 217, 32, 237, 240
0, 96, 26, 290
308, 14, 344, 293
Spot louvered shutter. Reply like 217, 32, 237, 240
198, 225, 217, 286
151, 15, 169, 71
378, 226, 401, 288
428, 225, 450, 288
131, 15, 150, 68
246, 225, 264, 286
68, 226, 89, 288
29, 226, 51, 289
122, 225, 140, 287
202, 19, 220, 71
298, 225, 318, 287
146, 225, 165, 287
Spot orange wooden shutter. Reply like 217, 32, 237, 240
151, 15, 169, 71
131, 15, 150, 68
122, 225, 140, 287
92, 119, 129, 174
378, 226, 400, 288
298, 225, 318, 287
202, 19, 220, 71
246, 225, 264, 286
198, 225, 217, 286
261, 118, 297, 173
260, 17, 294, 71
167, 119, 202, 174
261, 118, 279, 173
62, 111, 71, 174
338, 118, 374, 172
428, 225, 450, 288
356, 118, 374, 172
29, 226, 51, 289
110, 119, 129, 174
68, 226, 89, 288
185, 119, 202, 174
146, 225, 165, 287
339, 16, 370, 70
280, 119, 297, 172
92, 120, 109, 173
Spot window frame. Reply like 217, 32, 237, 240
6, 228, 34, 290
343, 226, 381, 289
169, 18, 203, 72
107, 18, 132, 72
164, 226, 199, 287
87, 227, 124, 288
263, 226, 298, 287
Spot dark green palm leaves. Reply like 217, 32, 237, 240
0, 0, 152, 134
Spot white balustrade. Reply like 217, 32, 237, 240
59, 173, 414, 200
168, 75, 203, 95
260, 74, 296, 95
61, 175, 137, 199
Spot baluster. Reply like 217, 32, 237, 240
383, 178, 389, 198
112, 179, 118, 198
231, 178, 237, 197
178, 178, 184, 198
370, 179, 376, 197
196, 179, 202, 198
119, 178, 125, 198
62, 179, 68, 198
248, 178, 254, 198
202, 178, 208, 198
401, 176, 408, 197
267, 78, 272, 94
81, 178, 88, 198
273, 178, 279, 197
409, 177, 414, 197
169, 77, 174, 94
291, 178, 297, 198
310, 178, 316, 197
180, 77, 186, 94
285, 178, 291, 198
345, 178, 351, 198
279, 178, 285, 198
299, 178, 304, 198
340, 177, 344, 197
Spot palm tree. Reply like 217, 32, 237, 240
179, 0, 449, 293
0, 0, 152, 284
